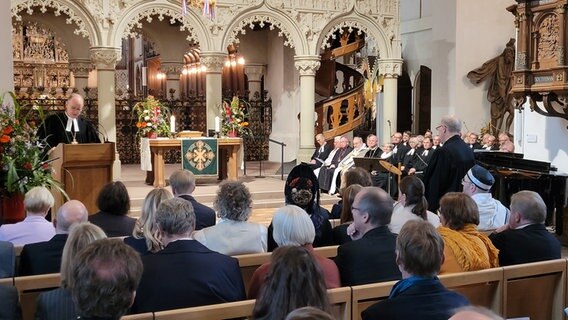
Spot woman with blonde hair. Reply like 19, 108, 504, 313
438, 192, 499, 274
35, 222, 107, 320
124, 188, 173, 254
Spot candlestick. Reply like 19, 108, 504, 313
142, 67, 147, 86
170, 115, 176, 133
214, 116, 220, 132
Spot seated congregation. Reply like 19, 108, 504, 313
0, 118, 563, 319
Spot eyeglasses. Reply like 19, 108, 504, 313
435, 124, 446, 131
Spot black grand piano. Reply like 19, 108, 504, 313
475, 151, 567, 237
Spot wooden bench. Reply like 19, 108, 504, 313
439, 267, 503, 314
234, 245, 338, 295
502, 259, 566, 320
14, 273, 61, 320
125, 287, 352, 320
351, 280, 397, 320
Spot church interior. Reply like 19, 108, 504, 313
1, 0, 568, 319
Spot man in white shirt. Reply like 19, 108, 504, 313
328, 136, 368, 194
314, 136, 341, 178
462, 165, 509, 231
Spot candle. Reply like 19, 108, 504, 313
170, 115, 176, 133
215, 116, 220, 132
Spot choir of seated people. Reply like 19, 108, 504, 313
327, 136, 368, 195
193, 181, 267, 255
19, 200, 88, 276
331, 184, 363, 245
318, 136, 353, 193
130, 198, 245, 313
252, 246, 331, 320
334, 187, 401, 286
89, 181, 136, 237
35, 222, 107, 320
248, 205, 340, 299
124, 188, 173, 254
362, 220, 469, 320
268, 164, 333, 251
0, 186, 55, 246
437, 192, 499, 274
389, 176, 440, 234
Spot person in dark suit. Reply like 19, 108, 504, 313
71, 239, 142, 320
467, 132, 483, 150
489, 191, 561, 266
19, 200, 88, 276
89, 181, 136, 237
169, 169, 215, 230
408, 136, 435, 177
0, 284, 21, 320
37, 93, 100, 154
362, 220, 469, 320
391, 132, 409, 166
334, 187, 401, 286
131, 198, 245, 313
35, 222, 107, 320
308, 133, 333, 169
423, 115, 475, 211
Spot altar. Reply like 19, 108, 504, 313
148, 137, 242, 187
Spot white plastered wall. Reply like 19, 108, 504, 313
1, 0, 14, 92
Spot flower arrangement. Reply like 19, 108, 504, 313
221, 96, 252, 137
0, 92, 65, 195
134, 95, 171, 138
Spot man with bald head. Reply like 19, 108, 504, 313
334, 187, 401, 285
38, 93, 100, 155
18, 200, 89, 275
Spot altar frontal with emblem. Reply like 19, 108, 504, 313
182, 138, 218, 176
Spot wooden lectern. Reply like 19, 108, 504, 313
50, 143, 115, 214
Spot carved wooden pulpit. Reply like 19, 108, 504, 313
508, 1, 568, 128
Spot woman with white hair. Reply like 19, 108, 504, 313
247, 205, 340, 299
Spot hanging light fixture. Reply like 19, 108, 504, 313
183, 0, 216, 20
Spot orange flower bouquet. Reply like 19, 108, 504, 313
221, 96, 252, 137
134, 95, 171, 138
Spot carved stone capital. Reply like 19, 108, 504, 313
378, 59, 403, 78
200, 52, 226, 73
90, 47, 121, 70
294, 56, 321, 76
68, 59, 93, 78
244, 64, 267, 82
161, 62, 184, 77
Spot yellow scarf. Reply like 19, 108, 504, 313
439, 224, 499, 271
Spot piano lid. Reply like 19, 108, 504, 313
474, 150, 554, 174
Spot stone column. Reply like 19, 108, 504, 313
161, 61, 183, 100
0, 0, 13, 92
294, 55, 321, 163
556, 4, 566, 65
245, 64, 266, 100
90, 47, 122, 180
200, 52, 226, 131
68, 58, 92, 97
378, 59, 402, 143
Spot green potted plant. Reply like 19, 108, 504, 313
0, 92, 66, 223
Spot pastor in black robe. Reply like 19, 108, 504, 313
38, 113, 100, 151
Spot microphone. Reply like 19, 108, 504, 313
97, 122, 110, 143
89, 121, 108, 143
387, 120, 392, 137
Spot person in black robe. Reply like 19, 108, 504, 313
423, 115, 475, 212
37, 93, 100, 155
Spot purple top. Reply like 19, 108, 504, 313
0, 215, 55, 246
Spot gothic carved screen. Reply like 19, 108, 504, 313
12, 22, 70, 89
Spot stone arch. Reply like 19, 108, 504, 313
11, 0, 102, 47
221, 2, 308, 56
112, 2, 211, 52
315, 12, 394, 59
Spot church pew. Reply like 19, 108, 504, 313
14, 273, 61, 320
439, 267, 503, 314
120, 312, 155, 319
234, 245, 338, 295
502, 259, 566, 320
350, 280, 397, 320
140, 287, 351, 320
